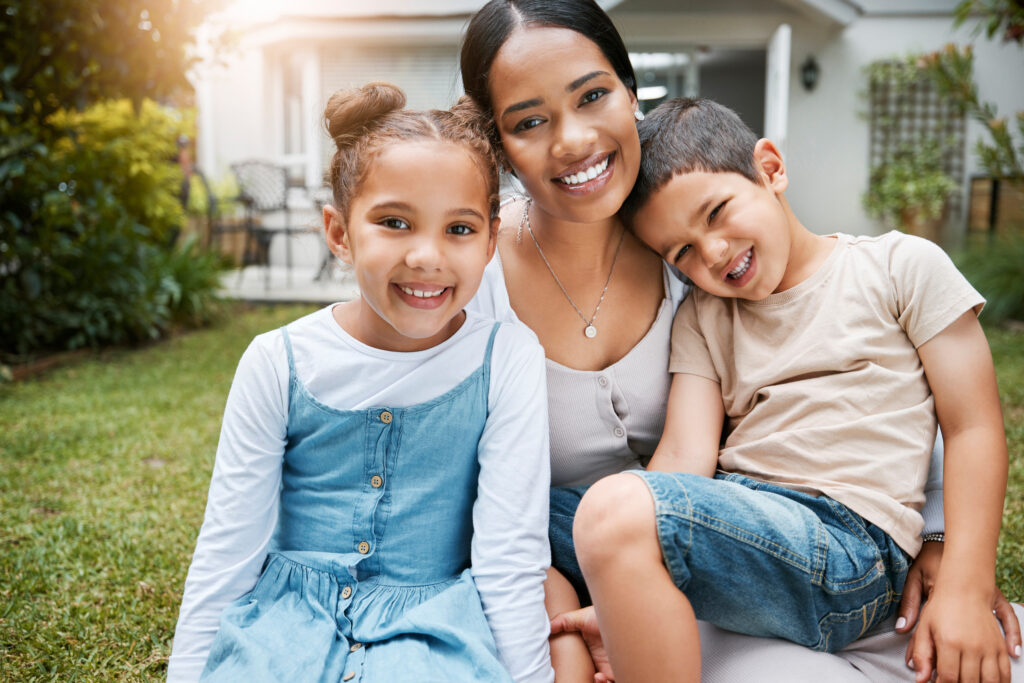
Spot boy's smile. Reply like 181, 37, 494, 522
632, 138, 833, 301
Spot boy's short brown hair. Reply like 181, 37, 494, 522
621, 98, 761, 226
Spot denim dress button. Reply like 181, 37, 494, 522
371, 475, 383, 488
343, 672, 355, 681
380, 410, 393, 424
341, 586, 352, 599
357, 541, 370, 554
350, 642, 362, 652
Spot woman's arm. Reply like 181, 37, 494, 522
472, 323, 554, 683
910, 310, 1010, 683
167, 337, 287, 682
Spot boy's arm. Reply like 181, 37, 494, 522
909, 310, 1010, 683
646, 372, 724, 477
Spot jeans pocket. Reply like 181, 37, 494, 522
816, 586, 898, 652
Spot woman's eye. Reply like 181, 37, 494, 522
674, 245, 691, 262
581, 88, 608, 105
448, 224, 475, 236
513, 116, 543, 133
381, 217, 410, 230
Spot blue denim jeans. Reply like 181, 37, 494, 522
633, 471, 910, 652
549, 485, 591, 604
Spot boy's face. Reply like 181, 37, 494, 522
632, 141, 792, 301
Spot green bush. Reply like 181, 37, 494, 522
956, 234, 1024, 323
0, 99, 225, 357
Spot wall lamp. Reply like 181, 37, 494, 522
801, 56, 820, 92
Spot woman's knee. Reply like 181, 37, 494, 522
573, 473, 658, 572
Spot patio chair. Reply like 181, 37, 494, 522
231, 160, 304, 290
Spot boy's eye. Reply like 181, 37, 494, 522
674, 245, 691, 262
381, 217, 410, 230
448, 224, 475, 236
580, 88, 608, 105
708, 201, 726, 223
513, 116, 543, 133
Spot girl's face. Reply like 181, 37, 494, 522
325, 140, 497, 352
488, 26, 640, 225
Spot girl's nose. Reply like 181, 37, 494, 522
552, 113, 598, 160
405, 235, 444, 270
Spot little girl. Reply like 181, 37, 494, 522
168, 83, 554, 682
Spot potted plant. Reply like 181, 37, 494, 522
863, 140, 958, 242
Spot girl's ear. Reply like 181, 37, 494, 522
323, 204, 354, 265
753, 138, 788, 193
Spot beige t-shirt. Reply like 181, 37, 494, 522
669, 232, 984, 556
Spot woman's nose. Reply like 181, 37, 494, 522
552, 113, 597, 160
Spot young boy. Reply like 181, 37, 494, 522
570, 98, 1011, 683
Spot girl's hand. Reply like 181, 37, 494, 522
896, 541, 1022, 658
550, 606, 615, 683
905, 585, 1011, 683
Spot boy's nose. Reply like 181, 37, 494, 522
699, 237, 729, 269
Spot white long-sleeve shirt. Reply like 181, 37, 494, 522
168, 306, 554, 682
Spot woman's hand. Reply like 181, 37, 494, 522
550, 606, 615, 682
895, 540, 1022, 659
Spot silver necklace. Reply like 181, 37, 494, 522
524, 201, 624, 339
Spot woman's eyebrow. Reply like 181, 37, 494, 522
567, 70, 607, 92
499, 71, 612, 120
501, 98, 543, 119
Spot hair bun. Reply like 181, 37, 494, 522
324, 82, 406, 147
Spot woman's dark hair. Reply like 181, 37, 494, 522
459, 0, 637, 158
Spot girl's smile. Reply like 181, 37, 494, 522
325, 140, 497, 352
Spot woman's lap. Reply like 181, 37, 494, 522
702, 604, 1024, 681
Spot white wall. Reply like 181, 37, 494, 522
786, 16, 1024, 237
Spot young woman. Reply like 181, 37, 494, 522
459, 1, 1023, 681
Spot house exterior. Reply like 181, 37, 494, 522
193, 0, 1024, 244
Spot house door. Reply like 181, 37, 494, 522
764, 23, 791, 157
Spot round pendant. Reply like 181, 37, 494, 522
584, 325, 597, 338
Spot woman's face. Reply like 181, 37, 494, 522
487, 26, 640, 224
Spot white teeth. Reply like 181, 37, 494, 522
558, 156, 609, 185
400, 285, 445, 298
728, 250, 752, 279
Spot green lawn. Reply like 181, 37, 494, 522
1, 304, 1022, 679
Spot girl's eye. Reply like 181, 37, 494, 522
381, 217, 409, 230
513, 116, 543, 133
581, 88, 608, 105
674, 245, 691, 263
708, 201, 726, 223
448, 224, 475, 236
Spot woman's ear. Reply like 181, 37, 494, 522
753, 138, 788, 193
323, 204, 354, 265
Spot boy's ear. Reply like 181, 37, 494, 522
323, 204, 354, 265
753, 138, 788, 193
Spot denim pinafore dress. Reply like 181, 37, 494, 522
201, 323, 512, 682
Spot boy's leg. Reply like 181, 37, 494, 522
574, 471, 908, 657
574, 473, 701, 682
